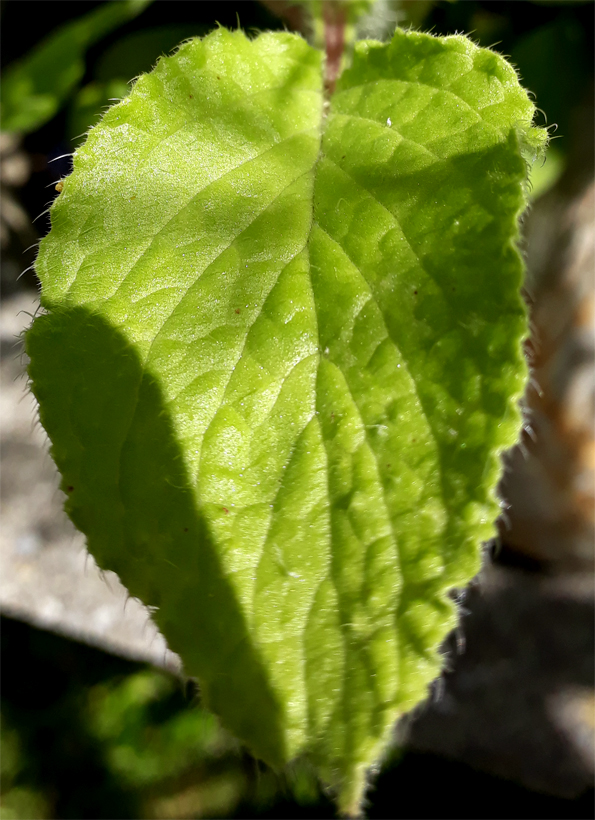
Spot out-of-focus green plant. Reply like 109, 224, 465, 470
87, 671, 231, 788
0, 0, 152, 135
85, 669, 322, 819
0, 660, 324, 820
0, 716, 51, 820
85, 670, 246, 818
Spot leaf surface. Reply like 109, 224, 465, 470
27, 28, 545, 814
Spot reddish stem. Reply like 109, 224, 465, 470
323, 1, 346, 95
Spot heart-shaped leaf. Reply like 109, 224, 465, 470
27, 27, 545, 814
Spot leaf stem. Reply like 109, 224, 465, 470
322, 0, 347, 95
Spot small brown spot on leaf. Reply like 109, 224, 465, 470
222, 507, 229, 514
235, 308, 241, 314
189, 94, 194, 99
66, 486, 74, 492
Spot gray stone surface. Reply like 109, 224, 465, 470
400, 564, 594, 799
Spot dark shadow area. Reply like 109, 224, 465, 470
367, 751, 594, 820
490, 538, 546, 573
3, 613, 592, 819
406, 567, 595, 802
25, 305, 287, 767
1, 614, 143, 820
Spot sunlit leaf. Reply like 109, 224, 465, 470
27, 27, 545, 814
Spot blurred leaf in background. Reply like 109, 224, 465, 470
84, 670, 247, 818
511, 3, 593, 196
512, 1, 593, 142
0, 0, 152, 134
0, 716, 51, 820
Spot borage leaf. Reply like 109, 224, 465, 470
27, 27, 545, 815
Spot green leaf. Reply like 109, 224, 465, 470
27, 28, 545, 815
0, 0, 152, 134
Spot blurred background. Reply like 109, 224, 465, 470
1, 1, 593, 818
